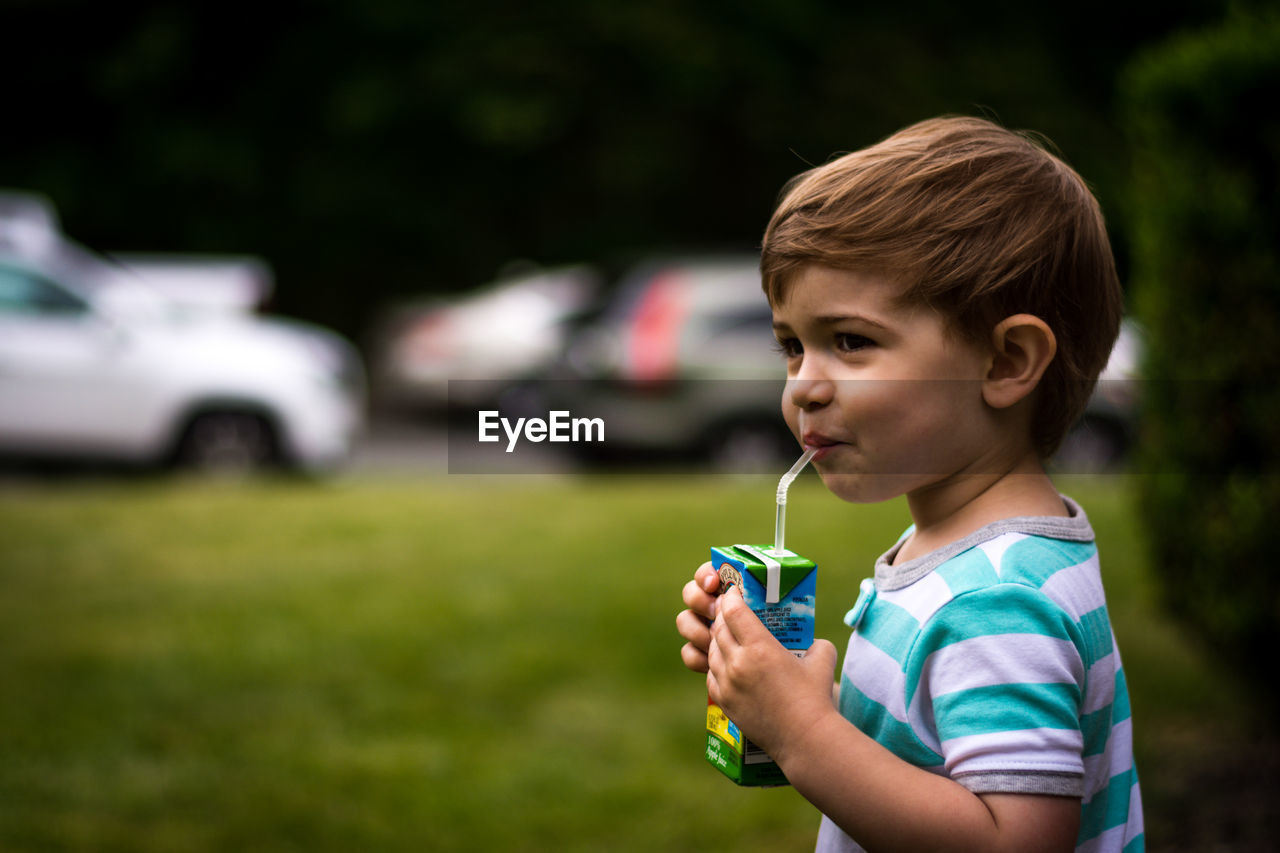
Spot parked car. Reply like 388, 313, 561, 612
367, 263, 601, 415
0, 197, 365, 474
0, 189, 60, 238
522, 254, 795, 471
112, 253, 275, 315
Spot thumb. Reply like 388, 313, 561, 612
801, 639, 838, 677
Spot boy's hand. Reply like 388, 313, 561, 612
675, 562, 721, 673
707, 585, 839, 758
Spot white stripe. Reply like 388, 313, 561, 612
878, 569, 953, 624
1082, 717, 1133, 795
1039, 553, 1106, 621
845, 633, 909, 723
1125, 777, 1145, 841
924, 633, 1085, 696
940, 727, 1084, 778
977, 532, 1027, 578
906, 681, 943, 756
1082, 651, 1117, 714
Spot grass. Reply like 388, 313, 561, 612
0, 472, 1265, 850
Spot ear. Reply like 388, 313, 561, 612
982, 314, 1057, 410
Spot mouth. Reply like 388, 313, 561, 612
801, 431, 844, 461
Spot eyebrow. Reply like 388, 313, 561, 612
772, 314, 890, 333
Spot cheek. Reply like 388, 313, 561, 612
850, 380, 970, 423
835, 381, 908, 428
838, 381, 976, 464
781, 394, 801, 438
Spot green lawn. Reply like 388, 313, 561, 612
0, 473, 1259, 850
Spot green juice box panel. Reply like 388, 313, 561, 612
705, 543, 816, 787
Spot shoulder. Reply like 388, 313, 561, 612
878, 525, 1096, 620
874, 494, 1095, 592
874, 534, 1095, 662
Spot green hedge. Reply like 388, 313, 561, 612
1122, 8, 1280, 694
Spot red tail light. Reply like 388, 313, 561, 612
626, 272, 687, 382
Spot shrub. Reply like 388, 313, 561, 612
1122, 7, 1280, 696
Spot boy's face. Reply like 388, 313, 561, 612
771, 265, 1001, 504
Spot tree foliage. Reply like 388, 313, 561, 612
1123, 5, 1280, 696
0, 1, 1228, 337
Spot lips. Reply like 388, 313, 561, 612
801, 430, 845, 460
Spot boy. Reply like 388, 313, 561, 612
676, 117, 1143, 852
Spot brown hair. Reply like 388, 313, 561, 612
761, 116, 1123, 457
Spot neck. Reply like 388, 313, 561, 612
897, 451, 1064, 564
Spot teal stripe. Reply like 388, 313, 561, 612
1112, 667, 1131, 721
1078, 608, 1114, 668
840, 679, 943, 768
858, 597, 922, 666
935, 548, 1000, 596
1080, 703, 1113, 757
1000, 537, 1096, 588
915, 584, 1078, 652
1078, 766, 1138, 843
933, 682, 1080, 739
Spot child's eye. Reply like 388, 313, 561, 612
772, 337, 802, 359
836, 333, 873, 353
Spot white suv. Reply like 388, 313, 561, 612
0, 203, 364, 474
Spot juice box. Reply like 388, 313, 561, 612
705, 543, 816, 787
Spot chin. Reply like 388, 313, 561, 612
816, 469, 909, 505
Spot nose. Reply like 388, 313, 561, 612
787, 358, 835, 411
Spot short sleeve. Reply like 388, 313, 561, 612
909, 583, 1087, 795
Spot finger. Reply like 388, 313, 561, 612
681, 579, 702, 609
680, 642, 709, 673
695, 561, 721, 594
715, 585, 769, 644
802, 639, 839, 677
675, 609, 711, 649
707, 630, 723, 671
710, 602, 736, 651
682, 578, 717, 621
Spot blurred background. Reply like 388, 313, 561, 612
0, 0, 1189, 339
2, 1, 1278, 850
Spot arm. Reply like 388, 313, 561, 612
709, 587, 1079, 853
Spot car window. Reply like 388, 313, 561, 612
0, 264, 89, 316
706, 304, 776, 338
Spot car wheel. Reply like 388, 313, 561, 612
175, 411, 279, 475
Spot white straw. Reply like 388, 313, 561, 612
774, 447, 817, 553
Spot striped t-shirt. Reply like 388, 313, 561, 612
815, 497, 1144, 853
